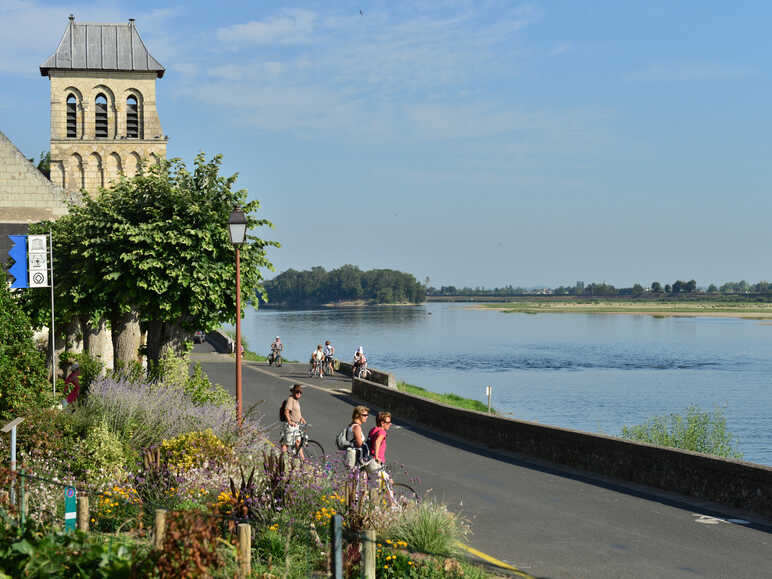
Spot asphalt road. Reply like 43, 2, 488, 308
192, 344, 772, 578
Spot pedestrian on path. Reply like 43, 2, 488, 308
280, 384, 306, 458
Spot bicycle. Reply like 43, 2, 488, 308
308, 358, 324, 378
349, 457, 417, 509
268, 351, 283, 367
353, 364, 371, 380
288, 423, 325, 462
323, 356, 335, 377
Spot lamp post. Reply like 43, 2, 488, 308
228, 206, 247, 423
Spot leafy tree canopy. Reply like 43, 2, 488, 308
25, 153, 277, 338
265, 265, 425, 306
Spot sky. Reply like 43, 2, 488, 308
2, 0, 772, 288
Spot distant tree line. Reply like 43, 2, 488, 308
427, 279, 772, 298
264, 265, 426, 306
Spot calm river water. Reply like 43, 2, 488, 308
241, 302, 772, 466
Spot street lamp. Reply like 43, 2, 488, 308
228, 206, 247, 423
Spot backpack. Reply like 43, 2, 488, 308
335, 426, 353, 450
279, 399, 288, 422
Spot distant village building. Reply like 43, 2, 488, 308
40, 15, 167, 196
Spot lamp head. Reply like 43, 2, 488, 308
228, 206, 247, 245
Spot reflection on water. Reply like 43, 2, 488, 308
242, 303, 772, 465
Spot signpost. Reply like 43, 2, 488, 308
64, 487, 77, 532
6, 233, 56, 395
486, 386, 492, 414
2, 417, 25, 508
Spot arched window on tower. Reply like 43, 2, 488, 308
126, 96, 139, 138
95, 94, 108, 138
66, 94, 77, 138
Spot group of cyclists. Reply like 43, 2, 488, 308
271, 338, 401, 500
277, 380, 398, 501
267, 336, 369, 379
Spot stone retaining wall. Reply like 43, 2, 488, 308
352, 377, 772, 518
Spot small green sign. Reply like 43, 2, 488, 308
64, 486, 76, 532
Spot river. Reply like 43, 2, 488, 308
240, 302, 772, 466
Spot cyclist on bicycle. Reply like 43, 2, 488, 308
280, 384, 306, 458
269, 336, 283, 364
310, 344, 325, 377
323, 340, 335, 373
353, 346, 367, 378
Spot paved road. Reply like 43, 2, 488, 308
193, 344, 772, 578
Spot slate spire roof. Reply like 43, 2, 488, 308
40, 15, 165, 78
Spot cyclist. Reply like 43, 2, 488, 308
310, 344, 325, 377
269, 336, 283, 365
323, 340, 335, 374
353, 346, 367, 378
280, 384, 306, 458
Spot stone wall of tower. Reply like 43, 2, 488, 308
48, 70, 167, 195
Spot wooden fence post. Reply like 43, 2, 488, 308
238, 523, 251, 578
362, 529, 376, 579
154, 509, 167, 549
77, 495, 89, 532
330, 514, 343, 579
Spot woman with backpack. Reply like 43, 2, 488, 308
344, 405, 370, 469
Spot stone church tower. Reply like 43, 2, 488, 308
40, 15, 167, 196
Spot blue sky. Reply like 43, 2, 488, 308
2, 1, 771, 288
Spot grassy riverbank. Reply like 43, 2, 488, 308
397, 381, 494, 414
475, 298, 772, 318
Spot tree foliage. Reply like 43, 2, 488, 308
265, 265, 425, 305
25, 154, 277, 358
0, 283, 51, 418
621, 405, 743, 459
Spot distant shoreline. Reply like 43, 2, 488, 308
471, 300, 772, 319
260, 300, 423, 309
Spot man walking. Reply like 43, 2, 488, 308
281, 384, 306, 458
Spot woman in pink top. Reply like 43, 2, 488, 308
367, 411, 392, 465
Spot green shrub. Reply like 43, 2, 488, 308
71, 419, 126, 485
161, 429, 234, 472
388, 501, 469, 557
621, 405, 743, 459
71, 351, 104, 396
151, 350, 232, 406
0, 283, 52, 418
0, 524, 152, 577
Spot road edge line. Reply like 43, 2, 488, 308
455, 542, 534, 577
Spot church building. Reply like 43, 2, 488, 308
40, 15, 167, 195
2, 15, 166, 275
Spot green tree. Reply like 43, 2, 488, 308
26, 154, 277, 365
707, 283, 718, 293
621, 405, 742, 459
651, 282, 662, 293
0, 283, 51, 418
631, 283, 644, 296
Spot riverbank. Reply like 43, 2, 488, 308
474, 299, 772, 319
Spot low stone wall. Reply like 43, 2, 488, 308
336, 361, 395, 388
206, 330, 234, 354
352, 377, 772, 518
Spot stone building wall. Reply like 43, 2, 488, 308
0, 129, 69, 223
48, 70, 166, 194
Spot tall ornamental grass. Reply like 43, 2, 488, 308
621, 405, 743, 460
388, 500, 470, 556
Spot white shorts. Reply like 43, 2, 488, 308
281, 423, 300, 446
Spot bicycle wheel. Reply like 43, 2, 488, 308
303, 440, 325, 463
392, 482, 419, 505
276, 356, 282, 367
